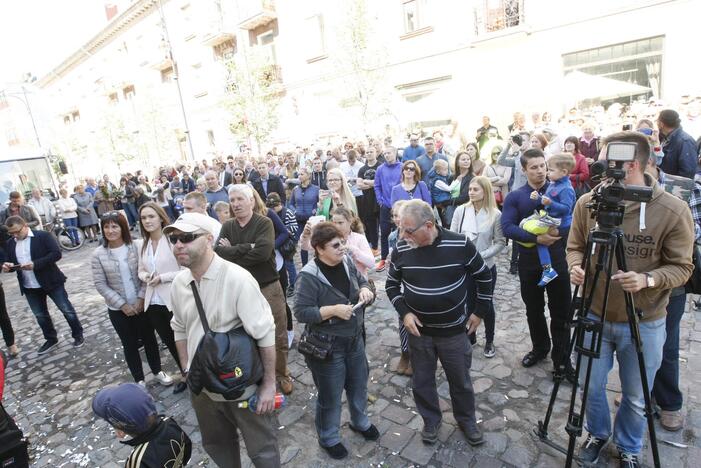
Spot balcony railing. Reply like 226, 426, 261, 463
238, 0, 277, 30
473, 0, 524, 37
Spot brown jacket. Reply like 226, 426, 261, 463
567, 173, 694, 323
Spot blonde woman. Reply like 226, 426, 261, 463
318, 167, 357, 218
450, 176, 505, 357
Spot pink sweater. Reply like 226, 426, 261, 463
301, 231, 375, 277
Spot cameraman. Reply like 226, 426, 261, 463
567, 131, 694, 466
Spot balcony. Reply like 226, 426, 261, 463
238, 0, 277, 31
473, 0, 524, 38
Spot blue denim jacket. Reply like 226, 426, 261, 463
660, 126, 698, 179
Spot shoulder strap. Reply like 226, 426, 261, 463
189, 281, 211, 333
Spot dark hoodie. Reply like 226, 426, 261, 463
122, 416, 191, 468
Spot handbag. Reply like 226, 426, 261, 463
186, 282, 264, 400
494, 190, 504, 205
685, 243, 701, 295
279, 237, 297, 260
298, 329, 334, 360
574, 174, 591, 199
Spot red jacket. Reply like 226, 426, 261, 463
569, 152, 590, 187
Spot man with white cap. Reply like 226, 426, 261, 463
165, 212, 281, 467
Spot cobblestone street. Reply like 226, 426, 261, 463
2, 244, 701, 467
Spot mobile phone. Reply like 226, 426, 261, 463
351, 302, 364, 315
8, 264, 20, 272
308, 215, 325, 227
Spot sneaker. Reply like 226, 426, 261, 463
538, 212, 561, 226
421, 422, 441, 445
579, 433, 609, 465
459, 425, 484, 446
484, 342, 496, 358
286, 285, 295, 298
154, 371, 174, 386
73, 336, 85, 348
371, 248, 380, 258
320, 442, 348, 460
173, 381, 188, 394
349, 424, 380, 441
37, 340, 59, 355
375, 259, 386, 272
137, 380, 146, 387
659, 409, 684, 431
8, 344, 20, 358
619, 450, 640, 468
538, 267, 559, 287
287, 330, 295, 349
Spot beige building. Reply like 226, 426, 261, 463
8, 0, 698, 178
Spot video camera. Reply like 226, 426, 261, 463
587, 142, 653, 229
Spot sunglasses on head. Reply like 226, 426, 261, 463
168, 232, 206, 244
101, 211, 121, 220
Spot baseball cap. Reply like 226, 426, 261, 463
163, 212, 217, 237
92, 383, 157, 434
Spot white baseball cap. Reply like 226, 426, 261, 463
163, 212, 217, 237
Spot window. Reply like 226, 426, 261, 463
108, 92, 119, 104
71, 111, 80, 122
123, 85, 136, 100
63, 115, 71, 125
213, 39, 236, 61
402, 0, 429, 34
257, 30, 277, 63
161, 66, 175, 83
474, 0, 522, 36
562, 36, 664, 101
304, 14, 326, 61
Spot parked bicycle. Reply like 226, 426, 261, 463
44, 213, 85, 251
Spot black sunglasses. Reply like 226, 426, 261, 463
404, 166, 416, 171
168, 232, 206, 244
101, 211, 121, 220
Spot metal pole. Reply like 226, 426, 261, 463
21, 86, 42, 148
157, 0, 196, 162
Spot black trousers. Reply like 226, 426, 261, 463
518, 263, 572, 368
0, 284, 15, 347
278, 266, 294, 331
145, 304, 183, 372
359, 203, 379, 250
108, 308, 162, 382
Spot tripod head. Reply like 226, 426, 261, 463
586, 142, 652, 230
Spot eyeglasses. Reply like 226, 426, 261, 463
101, 211, 121, 220
404, 166, 416, 172
399, 223, 426, 236
168, 232, 206, 244
328, 240, 347, 250
327, 178, 342, 183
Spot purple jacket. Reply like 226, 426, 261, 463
374, 161, 402, 208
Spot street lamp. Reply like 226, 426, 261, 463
0, 85, 42, 148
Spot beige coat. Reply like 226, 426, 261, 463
138, 235, 181, 310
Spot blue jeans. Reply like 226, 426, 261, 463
24, 285, 84, 342
63, 217, 80, 245
652, 293, 686, 411
305, 334, 370, 447
123, 202, 138, 227
284, 258, 297, 287
578, 313, 665, 454
295, 215, 310, 266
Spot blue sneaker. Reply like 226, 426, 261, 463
538, 267, 558, 287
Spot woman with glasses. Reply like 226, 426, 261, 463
294, 222, 377, 460
137, 202, 187, 393
232, 169, 247, 185
450, 176, 505, 358
73, 184, 99, 243
390, 161, 432, 207
92, 211, 173, 387
318, 168, 357, 219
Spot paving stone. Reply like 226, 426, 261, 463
473, 377, 493, 393
501, 443, 536, 466
382, 404, 414, 425
507, 389, 529, 399
379, 423, 414, 452
400, 432, 437, 465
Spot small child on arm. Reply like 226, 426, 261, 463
428, 159, 452, 226
519, 152, 576, 287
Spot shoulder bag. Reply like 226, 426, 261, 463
186, 281, 264, 400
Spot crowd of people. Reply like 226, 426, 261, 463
1, 104, 701, 467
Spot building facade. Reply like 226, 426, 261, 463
16, 0, 699, 178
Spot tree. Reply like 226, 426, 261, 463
221, 46, 284, 153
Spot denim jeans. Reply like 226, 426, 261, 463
652, 293, 686, 411
63, 217, 80, 245
284, 258, 297, 287
24, 285, 84, 342
305, 334, 370, 447
295, 215, 310, 266
123, 202, 138, 227
379, 206, 393, 260
578, 313, 665, 454
409, 332, 478, 430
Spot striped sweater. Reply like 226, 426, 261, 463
385, 227, 492, 337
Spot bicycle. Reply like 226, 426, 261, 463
44, 214, 86, 251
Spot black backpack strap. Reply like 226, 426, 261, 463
189, 281, 211, 334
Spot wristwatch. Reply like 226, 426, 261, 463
645, 273, 655, 288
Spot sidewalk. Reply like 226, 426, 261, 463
1, 245, 699, 467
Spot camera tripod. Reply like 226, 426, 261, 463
535, 226, 661, 468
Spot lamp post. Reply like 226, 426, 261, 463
1, 86, 42, 148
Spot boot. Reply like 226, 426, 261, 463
396, 352, 410, 375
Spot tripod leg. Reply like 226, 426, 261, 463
614, 236, 662, 468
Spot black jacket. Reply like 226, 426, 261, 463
252, 175, 286, 204
122, 417, 192, 468
4, 229, 66, 294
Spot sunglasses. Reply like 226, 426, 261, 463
101, 211, 122, 220
168, 232, 206, 244
404, 166, 416, 171
328, 240, 346, 250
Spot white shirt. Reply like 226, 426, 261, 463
15, 230, 41, 289
111, 245, 138, 305
340, 160, 363, 197
147, 241, 166, 306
